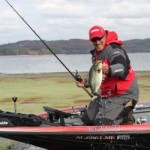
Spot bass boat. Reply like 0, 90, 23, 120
0, 100, 150, 150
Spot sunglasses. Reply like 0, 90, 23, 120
91, 35, 105, 42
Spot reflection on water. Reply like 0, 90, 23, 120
0, 53, 150, 74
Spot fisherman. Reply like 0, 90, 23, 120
77, 25, 139, 125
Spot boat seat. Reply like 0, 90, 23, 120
43, 106, 72, 126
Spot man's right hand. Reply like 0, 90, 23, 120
76, 81, 85, 88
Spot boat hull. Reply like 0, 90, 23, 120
0, 124, 150, 149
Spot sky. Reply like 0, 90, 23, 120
0, 0, 150, 44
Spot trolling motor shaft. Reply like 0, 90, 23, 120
12, 97, 17, 113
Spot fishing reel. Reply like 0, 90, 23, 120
75, 70, 82, 82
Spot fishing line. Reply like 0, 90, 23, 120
4, 0, 93, 98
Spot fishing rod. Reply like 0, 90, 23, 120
5, 0, 93, 98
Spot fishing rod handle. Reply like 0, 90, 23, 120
82, 87, 93, 98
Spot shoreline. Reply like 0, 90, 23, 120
0, 70, 150, 76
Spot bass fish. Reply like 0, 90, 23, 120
88, 62, 103, 96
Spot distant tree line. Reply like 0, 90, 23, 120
0, 38, 150, 55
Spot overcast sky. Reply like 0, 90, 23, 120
0, 0, 150, 44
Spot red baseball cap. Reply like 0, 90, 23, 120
89, 26, 105, 41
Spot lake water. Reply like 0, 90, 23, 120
0, 53, 150, 74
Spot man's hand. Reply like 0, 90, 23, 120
76, 78, 87, 88
76, 81, 85, 88
76, 79, 93, 98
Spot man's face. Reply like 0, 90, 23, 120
91, 35, 106, 52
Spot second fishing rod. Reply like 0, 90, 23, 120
5, 0, 93, 98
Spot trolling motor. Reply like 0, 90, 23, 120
0, 96, 42, 127
12, 97, 17, 113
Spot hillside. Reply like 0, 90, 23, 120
0, 38, 150, 55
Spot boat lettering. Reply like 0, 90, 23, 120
88, 125, 120, 131
102, 135, 115, 140
0, 121, 8, 125
117, 135, 130, 140
76, 135, 115, 140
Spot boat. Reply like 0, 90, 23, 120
0, 100, 150, 150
